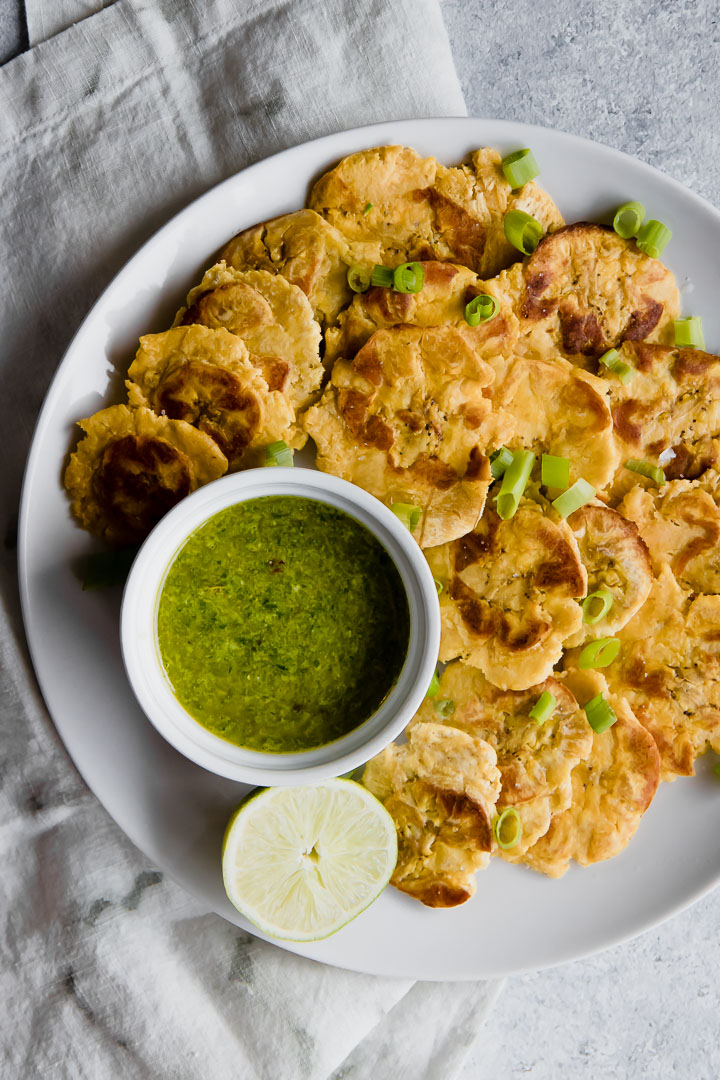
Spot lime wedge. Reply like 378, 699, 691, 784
222, 779, 398, 941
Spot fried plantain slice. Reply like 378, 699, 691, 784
522, 669, 660, 877
489, 223, 680, 369
590, 566, 720, 780
127, 325, 299, 469
606, 340, 720, 500
303, 324, 495, 548
176, 263, 323, 409
362, 721, 501, 908
480, 352, 620, 493
564, 503, 653, 646
426, 498, 586, 690
64, 404, 227, 545
413, 663, 592, 858
324, 260, 519, 367
220, 208, 381, 326
309, 144, 564, 278
619, 474, 720, 593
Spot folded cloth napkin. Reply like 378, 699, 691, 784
0, 1, 503, 1078
25, 0, 115, 44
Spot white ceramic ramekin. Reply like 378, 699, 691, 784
120, 468, 440, 786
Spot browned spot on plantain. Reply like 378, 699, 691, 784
623, 298, 663, 341
449, 577, 496, 640
94, 435, 192, 540
559, 308, 604, 356
155, 361, 261, 461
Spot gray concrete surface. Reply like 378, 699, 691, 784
0, 0, 23, 63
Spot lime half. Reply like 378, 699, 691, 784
222, 779, 398, 941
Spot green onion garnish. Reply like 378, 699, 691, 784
582, 587, 614, 625
674, 316, 705, 350
426, 670, 440, 698
370, 265, 394, 288
612, 362, 634, 384
493, 807, 523, 851
598, 348, 635, 385
584, 693, 619, 734
434, 698, 455, 719
501, 148, 540, 190
541, 454, 570, 491
464, 294, 499, 326
363, 202, 373, 216
265, 440, 294, 467
578, 637, 621, 670
434, 577, 444, 596
347, 265, 371, 294
599, 347, 620, 369
489, 446, 514, 480
612, 201, 645, 239
529, 691, 556, 725
393, 262, 425, 294
636, 219, 672, 259
81, 547, 138, 590
551, 478, 596, 519
625, 459, 665, 486
504, 209, 544, 255
714, 761, 720, 779
391, 502, 422, 533
495, 450, 535, 520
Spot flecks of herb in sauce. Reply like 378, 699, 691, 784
157, 496, 410, 752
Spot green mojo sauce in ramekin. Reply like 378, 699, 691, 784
156, 495, 411, 753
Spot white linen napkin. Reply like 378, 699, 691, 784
25, 0, 114, 44
0, 1, 504, 1077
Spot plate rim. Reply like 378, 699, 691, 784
17, 115, 720, 980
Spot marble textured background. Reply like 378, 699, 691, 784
2, 1, 719, 1076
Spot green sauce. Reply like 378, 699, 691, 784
157, 496, 410, 753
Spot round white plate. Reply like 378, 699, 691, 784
19, 118, 720, 980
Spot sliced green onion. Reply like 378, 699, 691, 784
393, 261, 425, 294
582, 587, 614, 625
81, 547, 138, 590
426, 670, 440, 698
551, 478, 596, 518
347, 265, 371, 293
464, 293, 499, 326
713, 761, 720, 779
391, 502, 422, 533
501, 148, 540, 189
599, 347, 635, 385
541, 454, 570, 490
495, 450, 535, 520
494, 807, 523, 851
579, 637, 621, 670
529, 691, 556, 725
612, 201, 645, 239
265, 440, 293, 467
434, 698, 455, 719
504, 209, 544, 255
674, 316, 705, 350
599, 348, 620, 369
434, 577, 444, 595
612, 360, 635, 384
363, 202, 373, 216
584, 693, 619, 734
625, 459, 665, 486
636, 219, 672, 259
370, 264, 394, 288
489, 446, 514, 479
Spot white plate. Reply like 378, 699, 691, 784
19, 118, 720, 980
